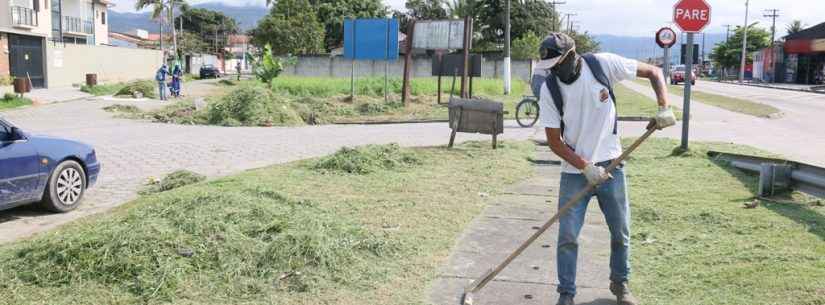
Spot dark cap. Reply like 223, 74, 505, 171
539, 32, 576, 60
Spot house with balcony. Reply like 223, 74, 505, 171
0, 0, 111, 87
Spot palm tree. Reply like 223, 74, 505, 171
786, 20, 805, 36
136, 0, 186, 62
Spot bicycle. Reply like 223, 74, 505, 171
515, 95, 540, 128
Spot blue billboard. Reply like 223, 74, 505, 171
343, 18, 399, 60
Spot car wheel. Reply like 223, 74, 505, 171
39, 160, 87, 213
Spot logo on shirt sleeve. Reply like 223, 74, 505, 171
599, 88, 610, 103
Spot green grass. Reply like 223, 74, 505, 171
271, 76, 525, 98
627, 138, 824, 305
614, 83, 682, 119
0, 93, 32, 111
632, 78, 781, 118
81, 83, 127, 96
0, 141, 534, 305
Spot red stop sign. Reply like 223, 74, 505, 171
673, 0, 712, 33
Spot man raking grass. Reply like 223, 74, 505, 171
462, 32, 677, 305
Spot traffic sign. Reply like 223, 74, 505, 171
673, 0, 712, 33
656, 27, 677, 48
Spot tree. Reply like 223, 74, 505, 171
570, 30, 600, 54
786, 20, 805, 36
175, 8, 239, 55
511, 31, 541, 60
472, 0, 558, 49
310, 0, 388, 51
405, 0, 448, 19
710, 24, 770, 69
250, 0, 325, 55
137, 0, 187, 60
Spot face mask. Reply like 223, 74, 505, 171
552, 51, 581, 84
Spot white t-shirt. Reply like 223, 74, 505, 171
538, 53, 638, 174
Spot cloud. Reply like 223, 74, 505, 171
111, 0, 823, 36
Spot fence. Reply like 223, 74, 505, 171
282, 55, 534, 82
45, 43, 163, 88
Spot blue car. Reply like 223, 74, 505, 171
0, 117, 100, 212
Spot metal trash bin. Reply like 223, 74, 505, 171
448, 97, 504, 149
13, 77, 30, 94
86, 73, 98, 87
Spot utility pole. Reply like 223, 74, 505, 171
549, 1, 566, 32
723, 24, 733, 42
739, 0, 749, 84
503, 0, 511, 94
763, 9, 780, 43
564, 13, 577, 33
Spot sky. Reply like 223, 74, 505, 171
110, 0, 824, 37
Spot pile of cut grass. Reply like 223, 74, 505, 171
206, 84, 303, 126
139, 170, 206, 195
81, 83, 127, 96
102, 104, 140, 114
0, 141, 534, 305
313, 144, 421, 174
0, 93, 32, 111
116, 80, 157, 99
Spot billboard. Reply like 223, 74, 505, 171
343, 18, 399, 60
412, 20, 465, 50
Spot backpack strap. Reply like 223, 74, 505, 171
581, 53, 618, 135
545, 72, 566, 135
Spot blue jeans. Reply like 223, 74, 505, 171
158, 81, 167, 100
556, 160, 630, 296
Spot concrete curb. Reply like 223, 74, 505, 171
715, 80, 825, 95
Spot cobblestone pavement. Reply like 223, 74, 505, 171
0, 94, 538, 243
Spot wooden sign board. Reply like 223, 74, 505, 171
413, 20, 465, 50
432, 54, 482, 77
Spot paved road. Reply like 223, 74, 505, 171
622, 80, 825, 167
0, 94, 537, 243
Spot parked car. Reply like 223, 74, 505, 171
199, 64, 222, 79
0, 117, 100, 212
671, 65, 697, 85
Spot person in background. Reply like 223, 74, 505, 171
170, 64, 183, 98
236, 61, 243, 81
155, 64, 169, 101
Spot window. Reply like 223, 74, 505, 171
32, 0, 39, 12
101, 12, 106, 25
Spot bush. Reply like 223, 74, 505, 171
207, 85, 303, 126
312, 144, 421, 174
116, 80, 157, 99
0, 93, 32, 110
139, 170, 206, 195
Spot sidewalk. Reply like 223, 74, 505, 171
716, 80, 825, 94
429, 144, 616, 305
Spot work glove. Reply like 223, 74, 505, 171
655, 106, 677, 130
582, 164, 612, 186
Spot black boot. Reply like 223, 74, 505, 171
556, 293, 574, 305
609, 281, 639, 305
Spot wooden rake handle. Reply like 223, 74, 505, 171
465, 119, 659, 294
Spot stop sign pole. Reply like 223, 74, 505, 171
673, 0, 711, 150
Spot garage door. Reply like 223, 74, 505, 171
8, 34, 45, 88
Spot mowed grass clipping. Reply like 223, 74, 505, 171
0, 141, 534, 305
270, 76, 526, 98
626, 138, 824, 305
632, 78, 781, 118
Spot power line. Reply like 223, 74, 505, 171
763, 9, 780, 43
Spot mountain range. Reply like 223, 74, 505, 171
109, 4, 728, 61
108, 3, 269, 34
